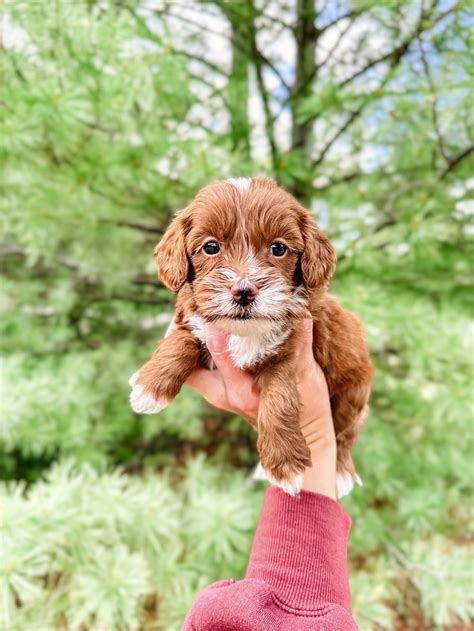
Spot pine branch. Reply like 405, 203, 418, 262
91, 292, 167, 306
98, 219, 164, 235
386, 542, 472, 580
0, 241, 167, 304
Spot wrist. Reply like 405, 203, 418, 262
300, 413, 335, 453
307, 433, 337, 460
301, 422, 337, 499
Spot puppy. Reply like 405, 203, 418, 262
129, 177, 373, 497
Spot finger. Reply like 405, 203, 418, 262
294, 318, 314, 363
206, 332, 247, 383
185, 368, 225, 405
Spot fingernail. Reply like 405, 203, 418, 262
207, 334, 227, 354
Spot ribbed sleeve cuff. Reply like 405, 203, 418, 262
245, 487, 352, 612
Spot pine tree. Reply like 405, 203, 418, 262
1, 0, 473, 628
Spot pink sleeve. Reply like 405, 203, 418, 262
183, 487, 357, 630
246, 487, 353, 611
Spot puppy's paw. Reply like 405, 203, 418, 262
271, 471, 304, 497
253, 462, 304, 497
252, 462, 268, 481
128, 372, 171, 415
336, 471, 362, 499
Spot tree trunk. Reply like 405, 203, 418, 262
290, 0, 318, 203
228, 20, 251, 158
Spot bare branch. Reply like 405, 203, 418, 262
303, 1, 460, 159
338, 1, 460, 90
313, 108, 362, 167
253, 59, 278, 168
317, 19, 356, 67
294, 18, 357, 98
157, 8, 231, 43
253, 48, 292, 93
440, 145, 474, 179
417, 37, 450, 163
317, 9, 364, 33
259, 13, 294, 31
170, 47, 228, 77
311, 48, 404, 167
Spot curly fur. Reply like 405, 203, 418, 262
130, 177, 373, 496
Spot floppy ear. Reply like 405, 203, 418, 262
154, 211, 190, 292
300, 215, 337, 289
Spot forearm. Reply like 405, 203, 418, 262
245, 486, 353, 612
184, 487, 356, 630
301, 437, 337, 499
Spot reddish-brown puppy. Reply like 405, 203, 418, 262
130, 177, 373, 497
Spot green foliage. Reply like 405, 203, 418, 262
0, 459, 260, 630
1, 0, 473, 629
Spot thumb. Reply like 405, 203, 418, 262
206, 330, 243, 380
294, 318, 314, 367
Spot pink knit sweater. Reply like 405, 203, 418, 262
183, 487, 357, 630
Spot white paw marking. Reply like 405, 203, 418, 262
252, 462, 304, 497
128, 372, 170, 415
336, 471, 363, 498
252, 462, 267, 481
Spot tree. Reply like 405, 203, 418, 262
1, 0, 473, 629
131, 0, 472, 198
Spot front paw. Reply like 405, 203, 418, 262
253, 462, 304, 497
336, 470, 363, 498
128, 372, 171, 415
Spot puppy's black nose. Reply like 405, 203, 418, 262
231, 283, 257, 306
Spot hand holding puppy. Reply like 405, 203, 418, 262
185, 318, 337, 499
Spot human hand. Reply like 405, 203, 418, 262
184, 318, 337, 498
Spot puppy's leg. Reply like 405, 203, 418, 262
129, 329, 200, 414
331, 381, 370, 498
256, 364, 312, 496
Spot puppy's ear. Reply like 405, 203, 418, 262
300, 214, 336, 289
154, 210, 190, 292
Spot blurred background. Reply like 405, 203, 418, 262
1, 0, 473, 629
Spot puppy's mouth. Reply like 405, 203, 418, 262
229, 312, 254, 320
227, 305, 259, 320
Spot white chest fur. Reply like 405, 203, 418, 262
187, 314, 289, 369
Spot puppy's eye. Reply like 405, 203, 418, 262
270, 242, 287, 257
203, 241, 220, 255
